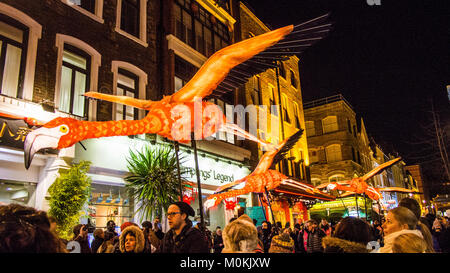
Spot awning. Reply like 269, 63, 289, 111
273, 180, 336, 201
376, 187, 422, 194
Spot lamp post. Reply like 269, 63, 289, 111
191, 132, 205, 228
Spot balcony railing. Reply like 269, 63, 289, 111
303, 94, 354, 110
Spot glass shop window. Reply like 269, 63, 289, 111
88, 183, 133, 230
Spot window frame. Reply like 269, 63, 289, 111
174, 0, 231, 57
305, 120, 315, 137
325, 144, 342, 163
0, 15, 28, 99
59, 44, 91, 117
0, 3, 42, 101
115, 0, 147, 47
55, 34, 101, 121
61, 0, 104, 24
322, 115, 338, 134
111, 60, 148, 121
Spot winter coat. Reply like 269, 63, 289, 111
158, 220, 209, 253
304, 228, 326, 253
258, 229, 273, 253
72, 236, 91, 253
213, 234, 224, 253
97, 241, 116, 253
322, 236, 369, 253
146, 229, 161, 250
91, 237, 104, 254
119, 225, 147, 253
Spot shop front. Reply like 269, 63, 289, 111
309, 196, 373, 223
177, 145, 252, 230
0, 112, 63, 210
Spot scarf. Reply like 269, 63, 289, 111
378, 229, 423, 253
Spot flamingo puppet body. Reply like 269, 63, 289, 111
204, 130, 335, 209
316, 157, 403, 201
24, 14, 333, 169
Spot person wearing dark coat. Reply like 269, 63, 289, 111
300, 220, 325, 253
213, 228, 224, 253
72, 224, 91, 253
91, 228, 104, 254
322, 217, 371, 253
258, 221, 273, 253
158, 202, 209, 253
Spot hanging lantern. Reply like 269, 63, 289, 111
224, 197, 237, 210
183, 184, 197, 205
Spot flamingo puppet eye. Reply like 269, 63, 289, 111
59, 125, 69, 134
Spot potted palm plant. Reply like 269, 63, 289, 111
124, 144, 186, 222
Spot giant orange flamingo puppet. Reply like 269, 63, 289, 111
24, 14, 333, 169
315, 157, 403, 201
203, 130, 335, 210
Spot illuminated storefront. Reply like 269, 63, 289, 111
309, 196, 373, 222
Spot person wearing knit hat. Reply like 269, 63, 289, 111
269, 232, 295, 253
120, 221, 138, 233
158, 201, 209, 253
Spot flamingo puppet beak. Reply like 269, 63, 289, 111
203, 198, 218, 210
24, 127, 60, 169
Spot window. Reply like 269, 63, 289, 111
329, 174, 345, 183
115, 69, 138, 120
353, 125, 357, 137
250, 76, 261, 105
351, 147, 356, 162
174, 55, 198, 91
322, 116, 338, 133
347, 119, 352, 133
55, 34, 101, 121
58, 44, 90, 117
0, 17, 27, 98
121, 0, 140, 37
309, 149, 319, 163
174, 0, 230, 57
62, 0, 104, 23
311, 178, 321, 186
290, 70, 297, 88
305, 121, 315, 137
281, 95, 290, 123
326, 144, 342, 163
278, 63, 286, 78
0, 3, 42, 101
68, 0, 95, 14
112, 61, 148, 121
293, 103, 301, 129
268, 84, 276, 106
115, 0, 147, 47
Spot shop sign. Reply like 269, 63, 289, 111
0, 117, 36, 149
179, 151, 250, 187
182, 166, 234, 184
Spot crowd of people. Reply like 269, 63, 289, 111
0, 198, 449, 253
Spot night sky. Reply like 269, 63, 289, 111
243, 0, 450, 168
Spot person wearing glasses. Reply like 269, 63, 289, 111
158, 201, 209, 253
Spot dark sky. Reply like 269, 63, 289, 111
243, 0, 450, 165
